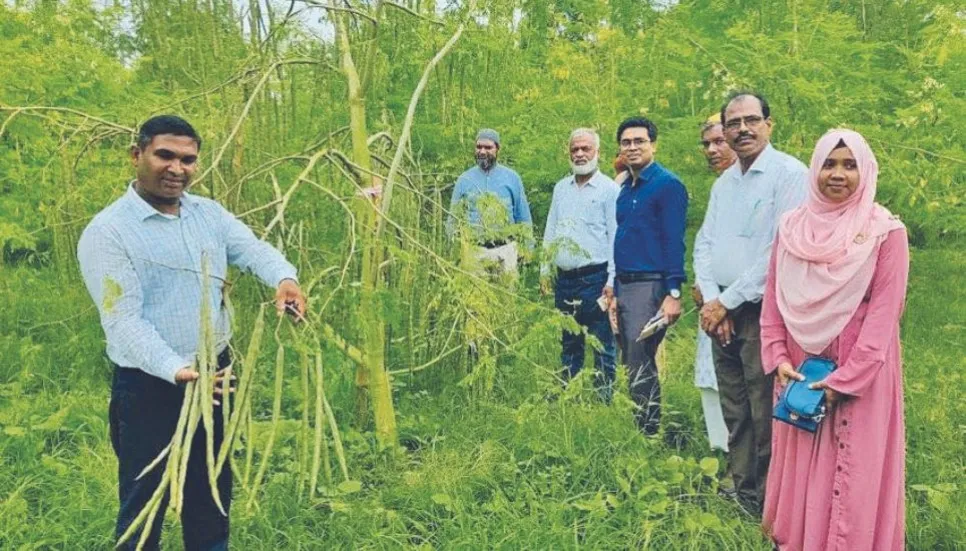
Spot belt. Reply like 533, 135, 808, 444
557, 262, 607, 279
479, 239, 509, 249
616, 271, 663, 284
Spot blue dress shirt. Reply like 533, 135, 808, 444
77, 184, 298, 384
541, 170, 619, 287
614, 162, 689, 292
693, 144, 807, 309
447, 163, 532, 237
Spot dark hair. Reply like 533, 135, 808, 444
136, 115, 202, 150
720, 91, 770, 124
616, 117, 658, 144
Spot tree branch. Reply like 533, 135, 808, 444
0, 105, 132, 138
376, 11, 470, 239
192, 58, 321, 187
383, 1, 443, 26
295, 0, 378, 24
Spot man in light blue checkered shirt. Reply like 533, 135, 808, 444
77, 115, 305, 550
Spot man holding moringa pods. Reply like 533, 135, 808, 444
77, 115, 306, 550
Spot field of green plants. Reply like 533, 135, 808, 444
1, 0, 964, 548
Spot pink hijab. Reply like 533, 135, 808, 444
776, 129, 904, 355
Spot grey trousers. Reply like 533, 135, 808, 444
617, 280, 666, 435
711, 301, 773, 513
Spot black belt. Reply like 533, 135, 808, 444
616, 271, 663, 284
558, 262, 607, 279
479, 239, 509, 249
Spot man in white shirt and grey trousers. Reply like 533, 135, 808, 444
693, 92, 807, 515
541, 128, 619, 402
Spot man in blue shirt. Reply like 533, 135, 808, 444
78, 115, 306, 549
612, 117, 688, 435
541, 128, 619, 401
693, 92, 807, 515
448, 129, 533, 276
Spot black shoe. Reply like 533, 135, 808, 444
735, 495, 762, 518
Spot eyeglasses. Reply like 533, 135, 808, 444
619, 138, 651, 149
723, 115, 766, 131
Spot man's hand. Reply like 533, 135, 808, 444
714, 316, 734, 347
608, 296, 620, 334
776, 362, 804, 387
213, 367, 236, 406
700, 299, 728, 333
174, 367, 198, 384
810, 379, 843, 411
540, 277, 552, 296
173, 366, 237, 406
661, 295, 682, 325
602, 285, 614, 302
276, 278, 307, 322
690, 285, 704, 308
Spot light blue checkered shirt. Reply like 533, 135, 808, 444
77, 184, 297, 384
541, 170, 619, 287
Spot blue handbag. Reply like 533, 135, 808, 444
773, 357, 837, 433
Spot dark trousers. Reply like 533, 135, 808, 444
711, 301, 772, 513
554, 266, 617, 401
110, 349, 232, 551
616, 279, 667, 435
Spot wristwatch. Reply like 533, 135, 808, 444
669, 288, 681, 299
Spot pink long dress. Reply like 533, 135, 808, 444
760, 228, 909, 551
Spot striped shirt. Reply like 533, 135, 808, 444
77, 184, 297, 384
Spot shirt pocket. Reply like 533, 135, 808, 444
580, 197, 608, 230
737, 195, 775, 237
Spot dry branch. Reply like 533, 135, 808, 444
0, 105, 133, 138
376, 11, 470, 239
192, 58, 321, 187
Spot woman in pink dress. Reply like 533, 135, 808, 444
760, 129, 908, 550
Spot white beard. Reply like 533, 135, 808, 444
571, 155, 599, 176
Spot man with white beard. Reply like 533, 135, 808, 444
541, 128, 619, 401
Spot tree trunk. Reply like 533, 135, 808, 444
331, 2, 397, 446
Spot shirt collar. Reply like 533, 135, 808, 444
570, 169, 602, 188
746, 143, 777, 174
628, 161, 659, 186
124, 181, 196, 220
474, 163, 502, 176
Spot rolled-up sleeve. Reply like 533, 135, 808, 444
77, 224, 188, 384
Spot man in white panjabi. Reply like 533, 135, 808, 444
692, 114, 738, 452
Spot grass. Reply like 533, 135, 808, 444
0, 244, 963, 549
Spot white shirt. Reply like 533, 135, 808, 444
693, 144, 807, 309
541, 170, 619, 287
